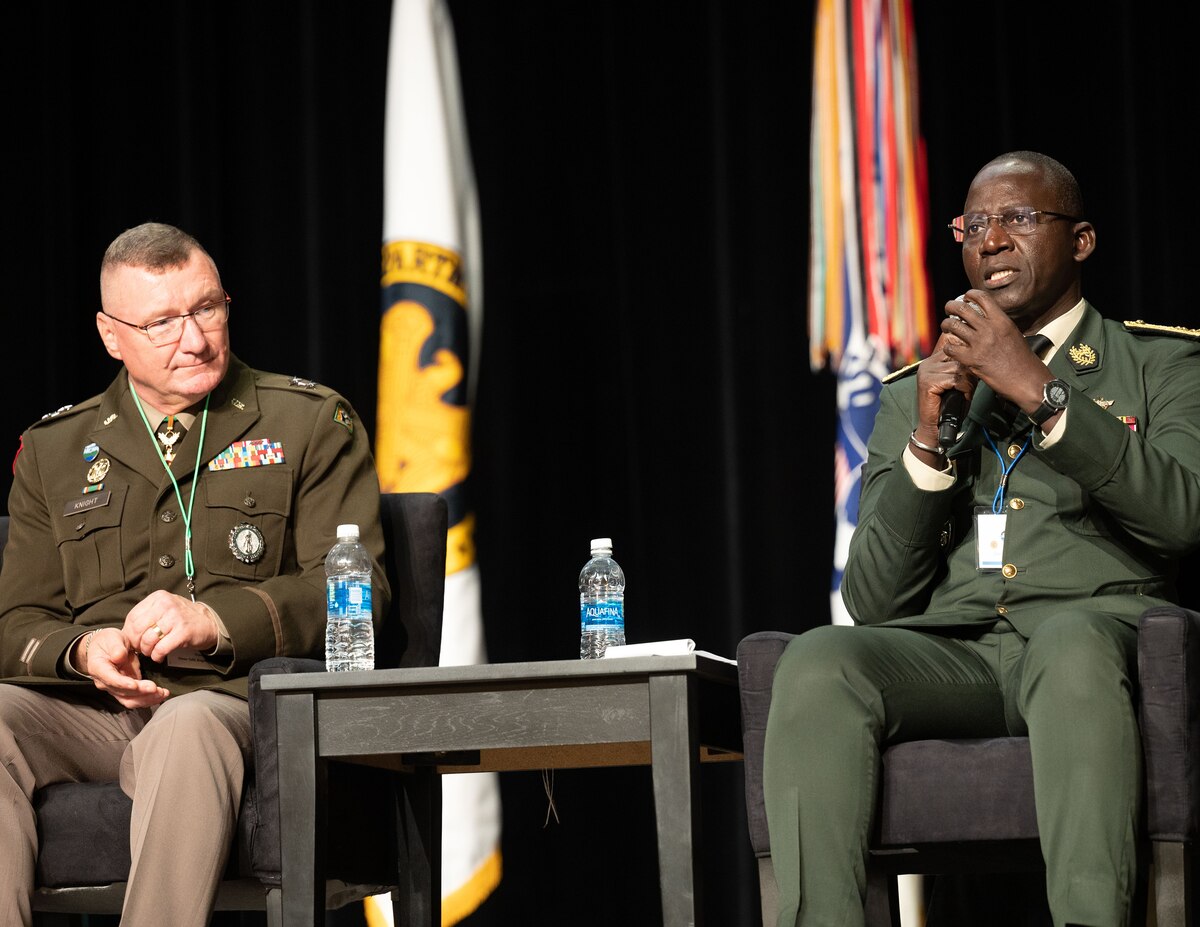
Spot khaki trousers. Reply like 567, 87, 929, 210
0, 684, 252, 927
762, 612, 1141, 927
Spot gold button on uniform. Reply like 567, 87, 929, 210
1008, 498, 1025, 510
158, 554, 175, 568
1007, 444, 1022, 459
1002, 563, 1018, 579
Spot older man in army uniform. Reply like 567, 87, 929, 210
764, 152, 1200, 927
0, 222, 390, 926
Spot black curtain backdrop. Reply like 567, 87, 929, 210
3, 3, 1189, 925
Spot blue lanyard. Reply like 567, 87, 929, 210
982, 429, 1031, 515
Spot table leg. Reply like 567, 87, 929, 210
276, 691, 326, 927
394, 765, 442, 927
649, 673, 703, 927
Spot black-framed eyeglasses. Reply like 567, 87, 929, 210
947, 209, 1082, 244
102, 294, 230, 346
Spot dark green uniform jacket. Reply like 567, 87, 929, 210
842, 302, 1200, 635
0, 355, 389, 698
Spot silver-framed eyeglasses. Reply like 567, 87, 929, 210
947, 209, 1081, 244
103, 294, 230, 346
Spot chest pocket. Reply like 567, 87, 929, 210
52, 485, 129, 609
202, 469, 293, 581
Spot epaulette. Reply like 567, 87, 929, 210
256, 373, 336, 396
27, 395, 99, 431
41, 404, 74, 421
1123, 320, 1200, 341
882, 359, 924, 384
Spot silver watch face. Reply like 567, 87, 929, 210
1046, 380, 1070, 409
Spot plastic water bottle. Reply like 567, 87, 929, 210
325, 524, 374, 671
579, 538, 625, 659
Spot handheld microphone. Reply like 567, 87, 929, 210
938, 390, 966, 448
935, 293, 976, 448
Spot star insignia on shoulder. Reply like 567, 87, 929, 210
1067, 343, 1098, 369
289, 376, 318, 389
40, 404, 73, 421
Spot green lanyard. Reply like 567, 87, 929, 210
130, 386, 210, 600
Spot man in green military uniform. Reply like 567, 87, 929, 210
0, 222, 390, 926
763, 152, 1200, 927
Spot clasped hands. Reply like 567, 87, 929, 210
73, 591, 221, 708
911, 289, 1056, 462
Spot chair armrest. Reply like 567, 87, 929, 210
243, 658, 399, 885
1139, 605, 1200, 841
242, 657, 327, 881
737, 631, 796, 858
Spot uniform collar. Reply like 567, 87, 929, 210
88, 356, 261, 486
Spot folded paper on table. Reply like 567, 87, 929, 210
602, 639, 736, 665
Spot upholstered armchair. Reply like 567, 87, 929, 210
737, 605, 1200, 927
25, 492, 447, 926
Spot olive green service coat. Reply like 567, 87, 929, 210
0, 356, 389, 699
842, 302, 1200, 632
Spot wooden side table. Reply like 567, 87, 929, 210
262, 654, 743, 927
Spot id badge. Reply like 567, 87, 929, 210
975, 507, 1007, 572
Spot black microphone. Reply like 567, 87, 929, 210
938, 389, 966, 448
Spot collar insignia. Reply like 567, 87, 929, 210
1067, 343, 1098, 369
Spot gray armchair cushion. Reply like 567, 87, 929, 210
34, 782, 132, 887
876, 738, 1038, 845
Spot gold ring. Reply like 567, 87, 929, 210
152, 624, 165, 639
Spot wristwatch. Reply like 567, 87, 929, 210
1028, 378, 1070, 427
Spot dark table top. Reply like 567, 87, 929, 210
260, 653, 739, 692
262, 653, 743, 773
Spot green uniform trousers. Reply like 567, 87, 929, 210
762, 611, 1140, 927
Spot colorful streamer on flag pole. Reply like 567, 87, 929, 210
368, 0, 501, 923
809, 0, 933, 626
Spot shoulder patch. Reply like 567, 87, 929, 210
1123, 320, 1200, 341
332, 402, 354, 433
882, 359, 924, 384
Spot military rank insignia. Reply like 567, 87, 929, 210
1067, 343, 1098, 369
1124, 320, 1200, 340
207, 439, 285, 471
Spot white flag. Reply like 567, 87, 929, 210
369, 0, 501, 923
